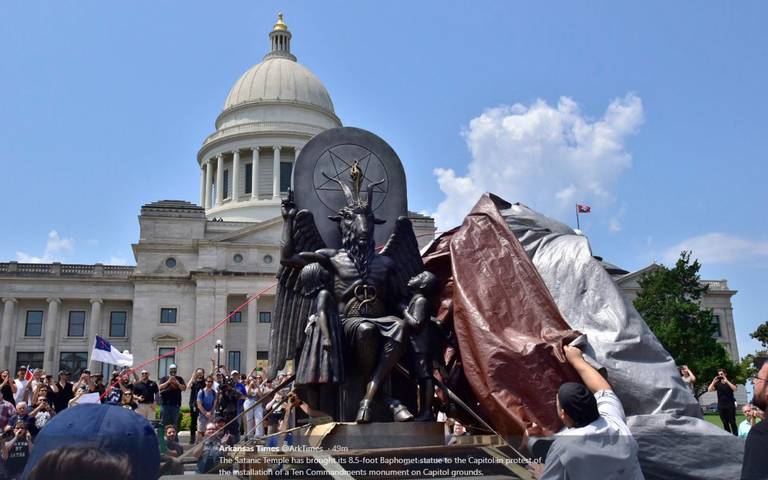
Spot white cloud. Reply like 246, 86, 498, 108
16, 230, 75, 263
609, 218, 622, 233
106, 256, 130, 266
662, 233, 768, 265
433, 94, 644, 231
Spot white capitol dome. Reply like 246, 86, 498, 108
223, 57, 335, 115
198, 14, 341, 222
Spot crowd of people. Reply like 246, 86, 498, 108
3, 355, 768, 479
0, 360, 303, 478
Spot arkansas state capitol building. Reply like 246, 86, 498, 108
0, 15, 435, 380
0, 16, 739, 394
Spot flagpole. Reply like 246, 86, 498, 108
576, 205, 580, 230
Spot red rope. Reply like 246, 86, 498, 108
99, 281, 277, 400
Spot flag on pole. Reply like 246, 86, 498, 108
24, 368, 35, 382
576, 204, 591, 213
91, 335, 133, 367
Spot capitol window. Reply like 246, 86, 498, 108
68, 311, 86, 337
280, 162, 293, 192
25, 311, 43, 337
59, 352, 88, 377
259, 312, 271, 323
110, 311, 127, 337
160, 308, 177, 324
165, 257, 177, 269
263, 255, 273, 265
229, 310, 242, 323
233, 253, 243, 263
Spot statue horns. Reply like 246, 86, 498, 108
322, 172, 355, 205
367, 178, 385, 208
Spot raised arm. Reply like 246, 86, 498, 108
564, 345, 611, 393
280, 190, 301, 266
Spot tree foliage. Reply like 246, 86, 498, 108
634, 251, 744, 398
750, 322, 768, 349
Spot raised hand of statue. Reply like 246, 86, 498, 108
281, 189, 298, 220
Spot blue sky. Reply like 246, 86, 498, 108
1, 2, 766, 358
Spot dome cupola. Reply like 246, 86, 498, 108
197, 14, 342, 223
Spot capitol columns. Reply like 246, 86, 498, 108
215, 154, 225, 206
204, 159, 213, 209
44, 297, 61, 372
293, 147, 300, 190
1, 298, 17, 366
250, 147, 260, 199
272, 146, 282, 198
246, 294, 259, 372
88, 298, 103, 370
232, 149, 241, 200
199, 165, 206, 207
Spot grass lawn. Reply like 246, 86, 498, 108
703, 413, 746, 429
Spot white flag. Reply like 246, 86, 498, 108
91, 335, 133, 367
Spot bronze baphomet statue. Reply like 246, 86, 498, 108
267, 162, 432, 423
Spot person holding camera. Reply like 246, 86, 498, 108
213, 376, 242, 443
708, 368, 738, 435
2, 419, 33, 479
159, 364, 186, 431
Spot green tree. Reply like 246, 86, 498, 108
634, 251, 744, 398
750, 321, 768, 348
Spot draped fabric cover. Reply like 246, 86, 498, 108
423, 194, 581, 436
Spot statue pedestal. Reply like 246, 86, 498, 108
300, 421, 446, 450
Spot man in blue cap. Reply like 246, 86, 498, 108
20, 404, 159, 480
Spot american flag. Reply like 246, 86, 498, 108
576, 204, 591, 213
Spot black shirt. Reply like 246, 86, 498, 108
741, 419, 768, 479
189, 379, 205, 410
49, 382, 73, 413
5, 438, 30, 475
1, 384, 15, 406
133, 380, 159, 404
159, 376, 186, 406
166, 438, 184, 457
715, 380, 736, 407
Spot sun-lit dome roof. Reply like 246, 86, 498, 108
223, 57, 335, 115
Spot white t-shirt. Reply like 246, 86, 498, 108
13, 379, 29, 404
541, 390, 644, 480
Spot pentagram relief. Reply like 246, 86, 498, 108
312, 144, 390, 213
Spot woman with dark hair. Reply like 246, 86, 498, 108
1, 370, 17, 406
27, 446, 132, 480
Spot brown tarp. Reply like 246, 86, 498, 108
423, 193, 582, 437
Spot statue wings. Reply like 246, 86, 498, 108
267, 210, 326, 380
380, 216, 426, 307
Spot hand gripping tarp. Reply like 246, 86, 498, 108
422, 193, 582, 437
497, 197, 743, 479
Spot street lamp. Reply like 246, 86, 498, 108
214, 339, 224, 371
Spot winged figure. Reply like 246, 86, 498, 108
267, 162, 425, 423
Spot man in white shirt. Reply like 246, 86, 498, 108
539, 345, 644, 479
13, 367, 31, 405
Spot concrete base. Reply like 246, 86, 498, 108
300, 421, 446, 450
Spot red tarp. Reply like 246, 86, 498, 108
423, 194, 581, 437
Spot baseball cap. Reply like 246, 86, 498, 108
168, 364, 177, 370
21, 404, 159, 480
140, 369, 148, 374
230, 370, 239, 376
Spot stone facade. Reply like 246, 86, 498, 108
0, 16, 436, 396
